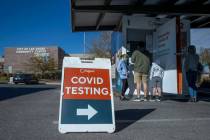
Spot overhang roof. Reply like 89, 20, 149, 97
71, 0, 210, 32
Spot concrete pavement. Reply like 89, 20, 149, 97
0, 84, 210, 140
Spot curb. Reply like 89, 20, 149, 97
45, 82, 61, 85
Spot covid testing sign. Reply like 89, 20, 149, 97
58, 57, 115, 133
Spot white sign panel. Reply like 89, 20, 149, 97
153, 18, 178, 94
58, 57, 115, 133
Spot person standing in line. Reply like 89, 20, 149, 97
185, 45, 199, 102
149, 60, 164, 101
117, 54, 129, 101
131, 44, 150, 101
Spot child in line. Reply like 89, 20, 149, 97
149, 60, 164, 101
117, 54, 129, 101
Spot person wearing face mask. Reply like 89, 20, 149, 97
149, 60, 164, 101
185, 45, 200, 102
131, 44, 151, 102
117, 53, 129, 101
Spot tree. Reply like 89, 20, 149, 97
200, 48, 210, 66
47, 57, 57, 72
27, 56, 57, 78
88, 32, 112, 58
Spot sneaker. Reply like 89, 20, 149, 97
120, 96, 129, 101
155, 98, 161, 102
133, 97, 141, 102
193, 97, 197, 102
155, 97, 161, 102
189, 97, 194, 102
143, 97, 148, 101
149, 96, 155, 102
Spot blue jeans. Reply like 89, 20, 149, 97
186, 70, 197, 98
121, 79, 128, 96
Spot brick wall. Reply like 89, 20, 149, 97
4, 47, 65, 74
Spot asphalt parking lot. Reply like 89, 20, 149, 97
0, 84, 210, 140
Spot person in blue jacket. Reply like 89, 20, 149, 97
117, 54, 129, 101
185, 45, 200, 102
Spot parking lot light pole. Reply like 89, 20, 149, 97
84, 32, 86, 55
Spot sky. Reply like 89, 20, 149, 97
0, 0, 210, 57
191, 29, 210, 53
0, 0, 100, 56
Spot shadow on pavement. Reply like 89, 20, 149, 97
163, 98, 190, 102
115, 109, 155, 132
0, 86, 57, 101
162, 90, 210, 102
197, 92, 210, 102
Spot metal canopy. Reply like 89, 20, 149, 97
71, 0, 210, 32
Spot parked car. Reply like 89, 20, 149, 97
13, 74, 39, 84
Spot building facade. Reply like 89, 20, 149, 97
4, 46, 65, 74
0, 57, 4, 73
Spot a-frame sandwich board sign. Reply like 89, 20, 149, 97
58, 57, 115, 133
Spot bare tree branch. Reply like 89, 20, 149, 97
200, 48, 210, 66
88, 31, 112, 58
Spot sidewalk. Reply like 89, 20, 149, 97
0, 81, 8, 84
39, 80, 61, 85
